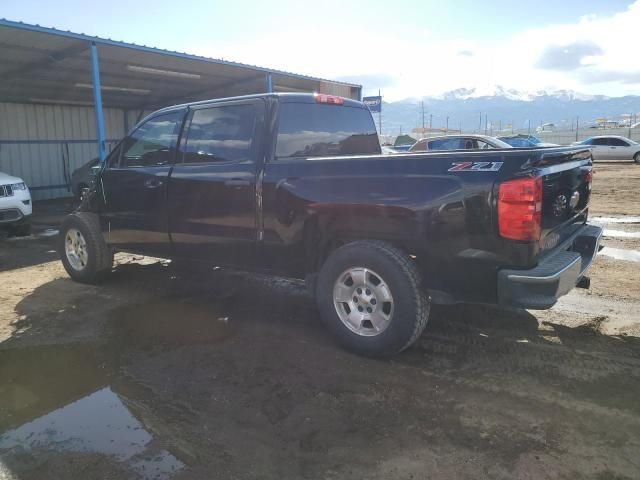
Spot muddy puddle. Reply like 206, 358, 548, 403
109, 298, 233, 346
0, 297, 232, 479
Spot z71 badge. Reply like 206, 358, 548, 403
448, 161, 503, 172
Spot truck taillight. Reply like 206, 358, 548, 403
315, 94, 344, 105
498, 176, 542, 241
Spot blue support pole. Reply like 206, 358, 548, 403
266, 73, 273, 93
90, 42, 107, 163
123, 109, 129, 135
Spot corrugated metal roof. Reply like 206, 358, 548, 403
0, 18, 359, 88
0, 19, 361, 109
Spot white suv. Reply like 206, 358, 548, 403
0, 171, 32, 236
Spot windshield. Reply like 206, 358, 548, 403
499, 136, 538, 147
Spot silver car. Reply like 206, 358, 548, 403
409, 134, 512, 152
572, 136, 640, 163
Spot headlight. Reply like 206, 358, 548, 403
11, 182, 27, 190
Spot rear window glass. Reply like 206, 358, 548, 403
428, 138, 466, 150
500, 137, 530, 147
276, 103, 380, 158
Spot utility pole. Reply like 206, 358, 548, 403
421, 101, 425, 132
446, 116, 449, 134
511, 121, 514, 134
484, 114, 488, 135
479, 112, 482, 133
499, 120, 502, 132
459, 121, 462, 133
429, 113, 433, 130
576, 116, 579, 142
528, 119, 531, 135
378, 89, 382, 137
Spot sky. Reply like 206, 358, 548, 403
3, 0, 639, 101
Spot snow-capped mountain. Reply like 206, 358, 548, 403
425, 86, 608, 103
379, 87, 637, 133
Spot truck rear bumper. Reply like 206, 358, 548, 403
497, 224, 603, 309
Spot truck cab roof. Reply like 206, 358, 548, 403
152, 92, 366, 117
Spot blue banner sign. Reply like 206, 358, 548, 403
363, 96, 382, 113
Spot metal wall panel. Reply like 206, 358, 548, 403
0, 102, 125, 199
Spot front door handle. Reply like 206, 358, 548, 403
224, 178, 251, 187
144, 178, 164, 188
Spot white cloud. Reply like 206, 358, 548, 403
190, 1, 640, 101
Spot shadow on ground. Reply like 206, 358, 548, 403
2, 261, 640, 480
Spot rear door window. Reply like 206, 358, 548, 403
276, 103, 380, 158
609, 138, 630, 147
183, 104, 257, 163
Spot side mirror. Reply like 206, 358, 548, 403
90, 164, 102, 177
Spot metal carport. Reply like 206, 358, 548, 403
0, 19, 361, 199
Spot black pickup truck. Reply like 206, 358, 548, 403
58, 93, 602, 357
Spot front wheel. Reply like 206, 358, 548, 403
316, 240, 429, 358
634, 152, 640, 164
58, 212, 113, 284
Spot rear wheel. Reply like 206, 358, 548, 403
316, 240, 429, 358
58, 212, 112, 283
634, 152, 640, 164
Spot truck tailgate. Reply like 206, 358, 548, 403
536, 148, 593, 252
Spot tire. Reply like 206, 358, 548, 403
58, 212, 113, 284
634, 152, 640, 164
316, 240, 429, 358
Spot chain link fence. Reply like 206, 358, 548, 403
384, 126, 640, 146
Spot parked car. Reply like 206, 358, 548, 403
392, 144, 413, 152
381, 145, 400, 154
58, 93, 601, 357
498, 134, 559, 148
536, 123, 555, 133
70, 158, 99, 200
572, 136, 640, 162
409, 134, 512, 152
0, 171, 32, 236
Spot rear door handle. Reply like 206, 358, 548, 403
224, 178, 251, 187
143, 178, 164, 188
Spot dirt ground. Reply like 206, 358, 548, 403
590, 161, 640, 216
1, 164, 639, 480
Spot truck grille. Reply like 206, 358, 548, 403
0, 184, 14, 197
